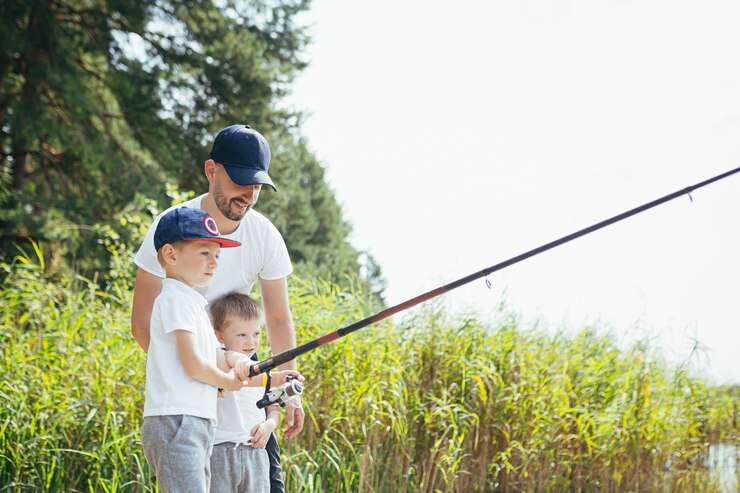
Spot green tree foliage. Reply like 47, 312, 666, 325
0, 0, 384, 297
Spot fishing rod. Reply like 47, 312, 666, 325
248, 165, 740, 378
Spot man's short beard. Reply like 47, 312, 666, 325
213, 188, 248, 221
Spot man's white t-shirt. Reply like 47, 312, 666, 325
144, 278, 220, 421
134, 194, 293, 302
214, 387, 268, 445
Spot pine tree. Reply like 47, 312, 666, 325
1, 0, 384, 298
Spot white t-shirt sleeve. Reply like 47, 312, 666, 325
259, 222, 293, 280
158, 296, 199, 334
134, 216, 165, 278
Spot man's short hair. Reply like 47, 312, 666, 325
209, 292, 262, 331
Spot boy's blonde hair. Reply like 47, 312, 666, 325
209, 292, 262, 331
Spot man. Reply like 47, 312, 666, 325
131, 124, 304, 492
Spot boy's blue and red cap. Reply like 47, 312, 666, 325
209, 124, 277, 191
154, 207, 241, 251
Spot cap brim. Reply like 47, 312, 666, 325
197, 237, 242, 248
222, 165, 277, 192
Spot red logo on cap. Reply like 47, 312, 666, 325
203, 216, 220, 235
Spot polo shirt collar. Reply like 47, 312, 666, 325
162, 278, 208, 308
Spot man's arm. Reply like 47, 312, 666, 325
131, 268, 163, 352
260, 277, 297, 370
260, 276, 304, 438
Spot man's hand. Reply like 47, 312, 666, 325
284, 398, 305, 439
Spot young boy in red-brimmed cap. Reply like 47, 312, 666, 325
140, 206, 300, 493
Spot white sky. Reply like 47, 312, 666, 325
285, 0, 740, 383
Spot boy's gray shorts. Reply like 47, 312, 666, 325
210, 442, 270, 493
141, 415, 215, 493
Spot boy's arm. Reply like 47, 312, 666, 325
175, 330, 242, 391
222, 350, 249, 371
220, 350, 266, 387
223, 350, 304, 387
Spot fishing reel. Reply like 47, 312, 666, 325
256, 374, 304, 409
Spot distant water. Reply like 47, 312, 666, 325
707, 442, 737, 493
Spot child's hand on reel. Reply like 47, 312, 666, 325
270, 369, 304, 386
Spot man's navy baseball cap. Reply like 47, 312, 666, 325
154, 207, 241, 251
209, 124, 277, 191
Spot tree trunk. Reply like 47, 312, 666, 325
10, 137, 28, 191
9, 1, 50, 191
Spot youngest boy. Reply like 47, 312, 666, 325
209, 292, 289, 493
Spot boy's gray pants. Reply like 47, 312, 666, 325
142, 414, 215, 493
210, 442, 270, 493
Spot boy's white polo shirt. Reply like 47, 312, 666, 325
144, 278, 220, 422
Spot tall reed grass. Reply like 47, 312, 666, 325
0, 248, 736, 492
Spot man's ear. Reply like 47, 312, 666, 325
204, 159, 218, 184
